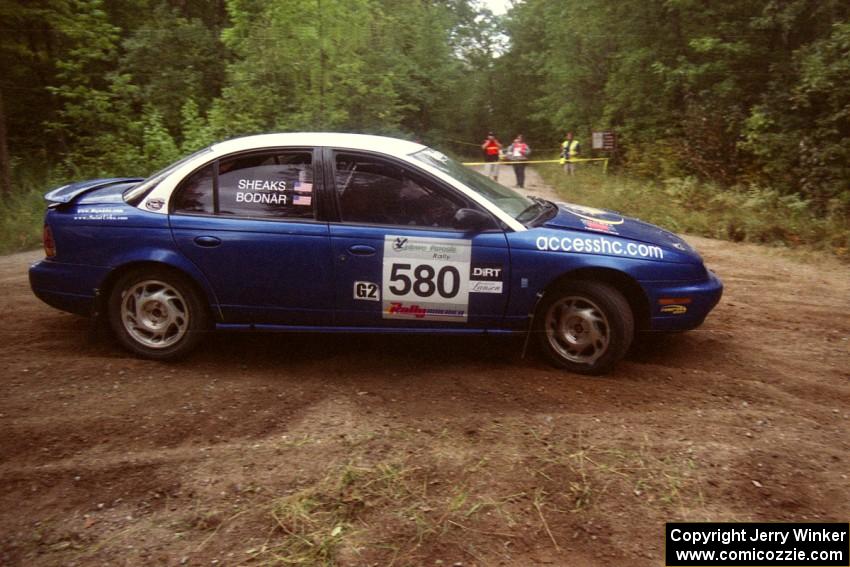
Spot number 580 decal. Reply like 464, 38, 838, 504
382, 236, 471, 322
388, 263, 461, 298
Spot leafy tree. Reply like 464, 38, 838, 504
212, 0, 401, 135
500, 0, 850, 206
141, 107, 180, 169
0, 0, 70, 187
371, 0, 466, 140
120, 2, 226, 134
46, 0, 143, 176
744, 20, 850, 210
179, 99, 215, 153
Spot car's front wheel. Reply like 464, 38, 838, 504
108, 267, 208, 360
536, 281, 634, 375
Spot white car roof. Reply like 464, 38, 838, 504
211, 132, 426, 157
139, 132, 525, 231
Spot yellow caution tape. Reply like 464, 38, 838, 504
448, 139, 485, 147
462, 158, 604, 165
462, 157, 609, 174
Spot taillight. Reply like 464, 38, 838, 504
43, 225, 56, 258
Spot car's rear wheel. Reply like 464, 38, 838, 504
536, 281, 634, 375
108, 267, 208, 360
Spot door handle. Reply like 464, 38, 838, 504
347, 244, 376, 256
193, 236, 222, 247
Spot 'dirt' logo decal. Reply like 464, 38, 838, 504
470, 263, 503, 281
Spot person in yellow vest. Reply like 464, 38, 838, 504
560, 131, 581, 175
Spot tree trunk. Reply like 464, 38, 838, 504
0, 88, 11, 195
317, 0, 326, 129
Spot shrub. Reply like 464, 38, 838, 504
540, 166, 849, 260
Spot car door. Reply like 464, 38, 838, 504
169, 148, 334, 325
327, 149, 510, 329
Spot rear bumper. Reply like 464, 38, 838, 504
29, 259, 109, 317
642, 270, 723, 332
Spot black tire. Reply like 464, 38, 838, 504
107, 266, 209, 360
535, 280, 634, 375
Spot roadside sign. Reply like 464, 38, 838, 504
592, 131, 616, 151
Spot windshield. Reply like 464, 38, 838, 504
411, 147, 533, 220
123, 146, 213, 204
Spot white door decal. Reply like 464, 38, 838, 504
382, 235, 471, 322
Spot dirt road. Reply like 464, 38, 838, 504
2, 170, 849, 565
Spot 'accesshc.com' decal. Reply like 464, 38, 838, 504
536, 234, 664, 259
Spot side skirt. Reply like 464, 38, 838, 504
214, 323, 523, 336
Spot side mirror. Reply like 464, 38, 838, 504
453, 208, 493, 232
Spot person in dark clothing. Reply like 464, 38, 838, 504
506, 134, 530, 188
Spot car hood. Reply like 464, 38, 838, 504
542, 201, 698, 256
44, 177, 144, 205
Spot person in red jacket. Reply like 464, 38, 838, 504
481, 132, 503, 180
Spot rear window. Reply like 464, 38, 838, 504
171, 164, 214, 214
124, 146, 213, 205
218, 151, 314, 219
170, 150, 315, 220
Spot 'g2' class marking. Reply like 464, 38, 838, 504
353, 281, 379, 301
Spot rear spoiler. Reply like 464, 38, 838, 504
45, 178, 145, 205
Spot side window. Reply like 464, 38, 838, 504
170, 150, 315, 219
172, 164, 214, 214
218, 151, 314, 219
335, 153, 464, 228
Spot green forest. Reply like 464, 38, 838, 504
1, 0, 848, 255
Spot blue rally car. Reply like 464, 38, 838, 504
29, 133, 722, 374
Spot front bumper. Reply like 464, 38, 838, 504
29, 259, 110, 317
642, 270, 723, 332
